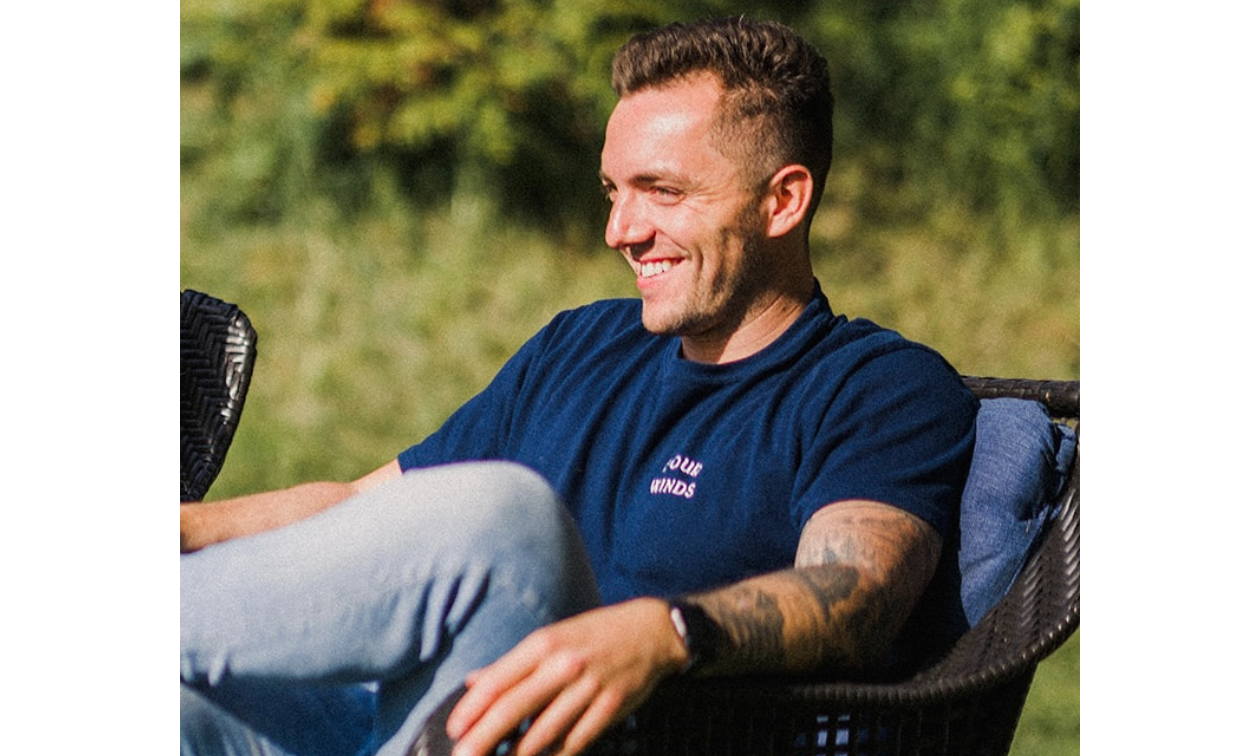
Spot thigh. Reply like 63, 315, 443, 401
182, 462, 603, 756
182, 462, 599, 684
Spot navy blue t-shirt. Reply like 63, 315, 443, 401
399, 287, 977, 610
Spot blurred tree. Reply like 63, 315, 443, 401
180, 0, 1078, 242
803, 0, 1078, 224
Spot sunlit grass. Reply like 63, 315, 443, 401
1013, 633, 1080, 755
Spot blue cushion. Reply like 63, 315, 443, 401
957, 398, 1076, 626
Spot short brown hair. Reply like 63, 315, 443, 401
611, 17, 834, 221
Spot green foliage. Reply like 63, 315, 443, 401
1015, 632, 1081, 756
181, 0, 1078, 241
179, 199, 1079, 756
803, 0, 1078, 226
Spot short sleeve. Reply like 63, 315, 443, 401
792, 346, 978, 536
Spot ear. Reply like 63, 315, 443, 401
762, 164, 814, 239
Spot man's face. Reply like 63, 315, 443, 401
601, 74, 774, 350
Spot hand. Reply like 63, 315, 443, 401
445, 598, 689, 756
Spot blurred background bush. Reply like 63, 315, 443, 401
181, 0, 1078, 238
180, 1, 1079, 753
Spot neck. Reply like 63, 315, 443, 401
681, 278, 814, 364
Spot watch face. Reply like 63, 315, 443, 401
670, 600, 725, 674
668, 605, 696, 674
669, 606, 690, 645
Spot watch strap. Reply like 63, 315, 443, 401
667, 598, 724, 675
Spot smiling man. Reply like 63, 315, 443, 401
601, 71, 816, 363
181, 17, 977, 756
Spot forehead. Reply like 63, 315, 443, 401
601, 75, 732, 181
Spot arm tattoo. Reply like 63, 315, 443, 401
700, 584, 790, 670
689, 502, 940, 676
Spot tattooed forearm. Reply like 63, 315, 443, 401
686, 500, 942, 677
700, 584, 789, 670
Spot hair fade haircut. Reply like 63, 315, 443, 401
611, 17, 834, 221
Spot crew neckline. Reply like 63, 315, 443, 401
665, 283, 840, 381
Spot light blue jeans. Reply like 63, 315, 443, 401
181, 462, 602, 756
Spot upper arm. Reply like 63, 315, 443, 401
797, 499, 941, 568
796, 499, 942, 633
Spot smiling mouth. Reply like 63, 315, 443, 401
635, 259, 677, 279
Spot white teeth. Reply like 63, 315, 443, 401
639, 260, 675, 278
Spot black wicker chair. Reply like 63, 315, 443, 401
181, 290, 258, 502
178, 292, 1078, 756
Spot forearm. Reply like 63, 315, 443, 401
680, 564, 895, 675
681, 501, 941, 677
180, 481, 358, 552
180, 460, 402, 552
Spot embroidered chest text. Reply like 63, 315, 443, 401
649, 454, 704, 499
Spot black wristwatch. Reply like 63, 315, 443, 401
667, 599, 724, 674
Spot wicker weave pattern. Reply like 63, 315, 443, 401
181, 290, 257, 502
962, 376, 1079, 420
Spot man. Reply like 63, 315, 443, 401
181, 17, 977, 756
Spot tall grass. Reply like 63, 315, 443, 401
180, 187, 1079, 755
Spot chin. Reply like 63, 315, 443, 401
640, 296, 718, 337
639, 310, 684, 336
640, 318, 676, 336
641, 310, 709, 340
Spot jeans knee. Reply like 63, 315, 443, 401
413, 461, 599, 613
469, 461, 561, 516
457, 463, 577, 555
393, 461, 568, 551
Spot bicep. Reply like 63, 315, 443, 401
796, 499, 941, 608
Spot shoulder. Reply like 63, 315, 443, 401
800, 316, 978, 462
526, 299, 649, 355
534, 299, 641, 339
808, 317, 966, 394
501, 299, 657, 383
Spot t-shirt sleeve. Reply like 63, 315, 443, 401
792, 345, 978, 537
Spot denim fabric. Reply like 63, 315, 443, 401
181, 462, 602, 756
181, 681, 376, 756
957, 398, 1077, 626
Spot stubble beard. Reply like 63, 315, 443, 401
642, 205, 771, 343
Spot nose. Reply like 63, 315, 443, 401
604, 192, 653, 253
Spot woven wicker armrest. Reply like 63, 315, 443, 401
180, 290, 258, 502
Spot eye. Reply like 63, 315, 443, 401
649, 185, 682, 203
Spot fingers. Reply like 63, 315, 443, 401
463, 675, 629, 756
446, 638, 549, 739
445, 602, 677, 756
448, 640, 587, 756
545, 688, 633, 756
513, 674, 600, 756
